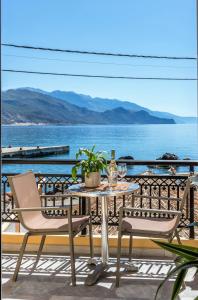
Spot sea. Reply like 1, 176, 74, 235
2, 124, 198, 175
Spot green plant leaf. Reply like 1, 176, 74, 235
76, 149, 82, 159
72, 146, 107, 177
171, 269, 187, 300
155, 260, 198, 300
152, 240, 198, 260
71, 166, 77, 181
187, 222, 198, 227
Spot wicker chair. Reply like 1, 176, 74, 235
8, 171, 94, 286
116, 179, 190, 287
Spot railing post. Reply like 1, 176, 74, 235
189, 186, 195, 239
80, 171, 87, 235
189, 165, 194, 174
81, 197, 87, 235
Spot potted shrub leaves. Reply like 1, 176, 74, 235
72, 146, 107, 188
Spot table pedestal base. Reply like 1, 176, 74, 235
85, 263, 106, 286
125, 263, 139, 272
85, 262, 138, 286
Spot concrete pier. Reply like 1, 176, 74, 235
2, 145, 70, 158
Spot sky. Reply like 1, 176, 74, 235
2, 0, 197, 116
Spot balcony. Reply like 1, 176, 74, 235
2, 159, 198, 299
2, 254, 198, 300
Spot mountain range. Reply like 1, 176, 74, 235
2, 88, 196, 125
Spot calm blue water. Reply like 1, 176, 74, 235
2, 124, 198, 174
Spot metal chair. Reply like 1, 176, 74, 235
116, 179, 190, 287
8, 171, 94, 286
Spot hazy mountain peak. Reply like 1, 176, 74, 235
2, 87, 197, 124
2, 88, 176, 125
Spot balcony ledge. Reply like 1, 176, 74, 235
2, 232, 198, 257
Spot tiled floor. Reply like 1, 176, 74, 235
2, 254, 198, 300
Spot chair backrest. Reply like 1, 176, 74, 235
8, 171, 43, 230
173, 178, 190, 230
179, 179, 190, 211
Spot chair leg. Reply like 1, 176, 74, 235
168, 234, 174, 243
13, 232, 29, 281
89, 221, 94, 259
31, 235, 46, 272
69, 233, 76, 286
129, 233, 133, 262
175, 230, 182, 245
116, 230, 122, 287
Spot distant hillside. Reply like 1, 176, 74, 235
19, 87, 197, 124
41, 89, 196, 124
2, 89, 175, 125
50, 90, 143, 112
101, 107, 174, 124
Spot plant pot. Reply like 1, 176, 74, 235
85, 172, 101, 188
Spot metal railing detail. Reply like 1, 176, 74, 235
2, 174, 197, 239
1, 159, 198, 239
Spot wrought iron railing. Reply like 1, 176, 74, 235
2, 159, 198, 239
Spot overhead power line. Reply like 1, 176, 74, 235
2, 69, 197, 81
2, 43, 196, 60
3, 54, 195, 69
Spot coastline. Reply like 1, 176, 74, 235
2, 122, 47, 126
2, 122, 194, 127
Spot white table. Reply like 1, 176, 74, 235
68, 181, 139, 285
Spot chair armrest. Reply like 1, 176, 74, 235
121, 207, 182, 216
12, 206, 70, 212
132, 194, 182, 202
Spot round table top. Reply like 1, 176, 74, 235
67, 181, 139, 198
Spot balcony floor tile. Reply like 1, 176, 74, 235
2, 254, 198, 300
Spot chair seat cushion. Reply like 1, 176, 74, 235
121, 216, 177, 235
23, 213, 89, 233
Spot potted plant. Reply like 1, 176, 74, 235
72, 146, 107, 188
153, 239, 198, 300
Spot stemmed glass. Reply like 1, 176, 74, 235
117, 163, 127, 180
190, 173, 198, 187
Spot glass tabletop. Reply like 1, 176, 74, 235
67, 181, 139, 197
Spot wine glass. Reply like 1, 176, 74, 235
117, 163, 127, 180
190, 173, 198, 187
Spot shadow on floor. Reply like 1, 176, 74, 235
2, 254, 198, 300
